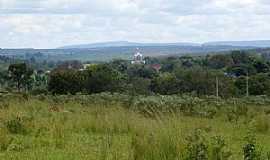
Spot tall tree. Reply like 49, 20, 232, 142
8, 63, 34, 91
84, 64, 122, 94
48, 69, 83, 95
150, 73, 182, 95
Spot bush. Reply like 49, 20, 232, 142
5, 117, 27, 135
210, 136, 232, 160
185, 129, 208, 160
243, 132, 262, 160
226, 109, 240, 122
30, 88, 48, 95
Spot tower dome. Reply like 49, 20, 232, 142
131, 48, 145, 64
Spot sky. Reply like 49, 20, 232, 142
1, 0, 270, 48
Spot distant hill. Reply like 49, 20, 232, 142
0, 45, 256, 62
2, 40, 270, 62
203, 40, 270, 48
59, 40, 270, 50
58, 41, 201, 49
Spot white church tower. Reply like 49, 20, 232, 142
131, 48, 146, 64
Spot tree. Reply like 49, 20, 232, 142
83, 64, 122, 94
179, 56, 196, 68
207, 54, 233, 69
226, 64, 256, 77
150, 73, 182, 95
127, 65, 157, 79
174, 68, 216, 96
128, 77, 152, 95
48, 69, 83, 95
249, 74, 270, 95
235, 74, 270, 96
8, 63, 34, 91
252, 60, 269, 73
0, 71, 9, 89
56, 60, 83, 70
109, 59, 129, 73
32, 70, 48, 90
231, 50, 251, 65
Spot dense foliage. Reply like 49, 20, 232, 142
1, 50, 270, 97
47, 50, 270, 97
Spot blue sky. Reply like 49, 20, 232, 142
0, 0, 270, 48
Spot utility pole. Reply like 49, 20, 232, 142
246, 72, 249, 97
216, 76, 219, 98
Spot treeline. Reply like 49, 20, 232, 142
1, 50, 270, 96
47, 50, 270, 97
0, 63, 48, 92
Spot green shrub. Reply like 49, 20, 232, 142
210, 136, 232, 160
243, 133, 262, 160
185, 129, 208, 160
5, 117, 27, 135
30, 88, 48, 95
226, 110, 239, 122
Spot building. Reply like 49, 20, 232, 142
131, 48, 146, 64
150, 64, 162, 72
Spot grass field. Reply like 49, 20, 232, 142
0, 94, 270, 159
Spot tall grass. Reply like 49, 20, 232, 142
0, 94, 270, 159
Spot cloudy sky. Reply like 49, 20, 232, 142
0, 0, 270, 48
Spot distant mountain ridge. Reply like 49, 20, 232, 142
58, 41, 201, 49
59, 40, 270, 49
204, 40, 270, 47
3, 42, 270, 62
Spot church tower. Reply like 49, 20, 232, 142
131, 48, 145, 64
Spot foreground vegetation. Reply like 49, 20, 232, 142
1, 93, 270, 159
2, 49, 270, 159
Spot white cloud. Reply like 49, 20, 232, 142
0, 0, 270, 48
